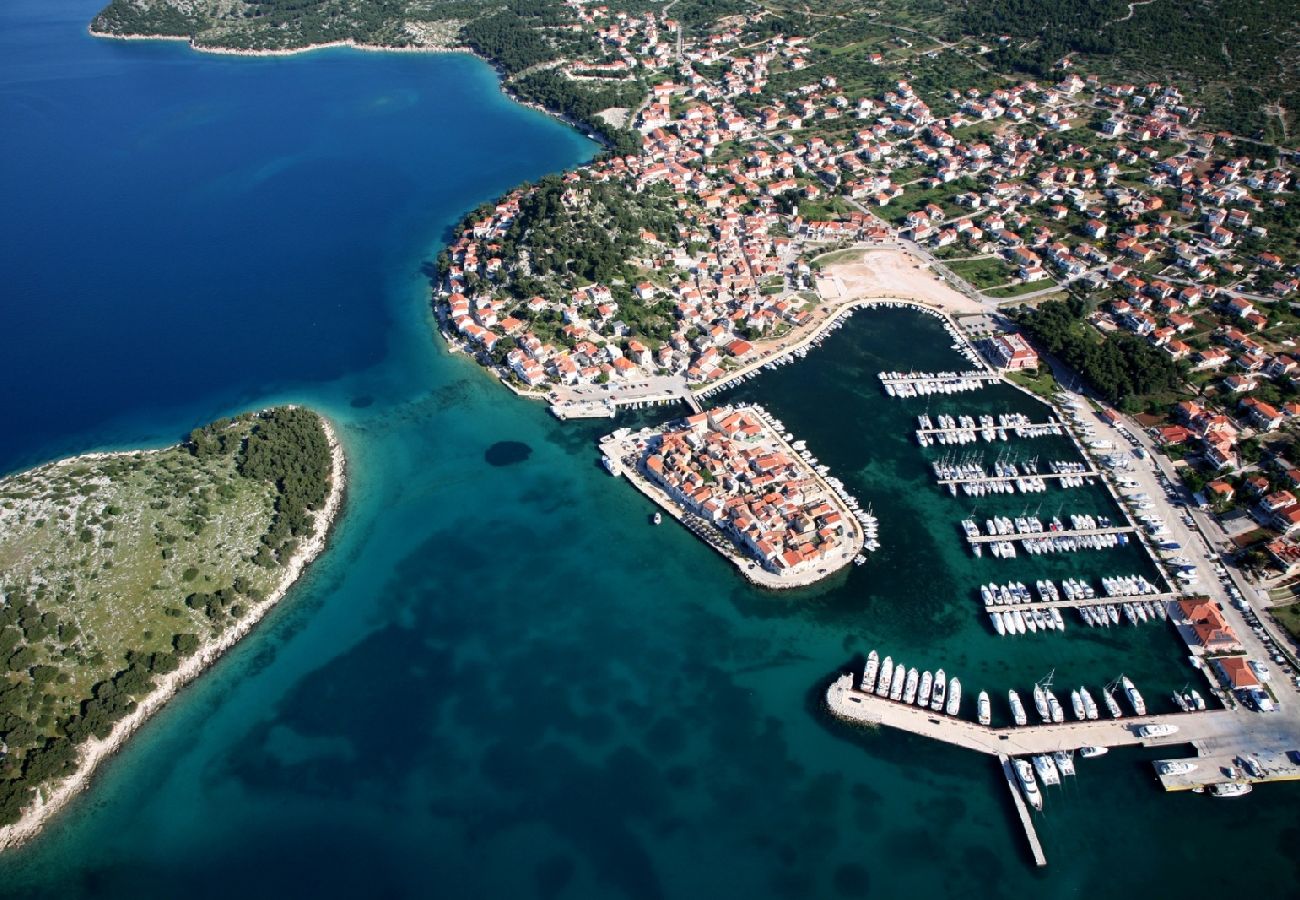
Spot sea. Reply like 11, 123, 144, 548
1, 1, 1298, 897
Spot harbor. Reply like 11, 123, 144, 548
665, 303, 1300, 873
914, 412, 1065, 446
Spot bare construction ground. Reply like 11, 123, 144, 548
815, 248, 985, 316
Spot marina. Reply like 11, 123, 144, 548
878, 371, 1001, 397
914, 412, 1065, 446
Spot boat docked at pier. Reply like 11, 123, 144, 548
1122, 676, 1146, 716
1008, 690, 1028, 726
1014, 759, 1043, 811
862, 651, 879, 692
903, 667, 919, 705
1033, 754, 1061, 787
978, 691, 991, 726
876, 656, 894, 696
1157, 760, 1197, 776
889, 662, 907, 701
945, 678, 961, 717
930, 669, 947, 712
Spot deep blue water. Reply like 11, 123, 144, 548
0, 0, 591, 472
3, 3, 1300, 898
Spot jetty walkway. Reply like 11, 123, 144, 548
827, 674, 1236, 757
966, 525, 1137, 544
982, 591, 1179, 613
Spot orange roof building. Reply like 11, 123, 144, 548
1214, 656, 1261, 691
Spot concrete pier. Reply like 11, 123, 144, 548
966, 525, 1138, 544
826, 674, 1236, 756
999, 754, 1047, 867
937, 469, 1098, 486
981, 592, 1180, 613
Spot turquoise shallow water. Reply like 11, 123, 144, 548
3, 3, 1300, 898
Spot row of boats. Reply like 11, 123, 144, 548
879, 370, 994, 398
709, 304, 860, 394
913, 413, 1064, 447
1076, 600, 1168, 628
860, 651, 963, 716
932, 456, 1093, 496
963, 514, 1130, 558
968, 513, 1116, 538
746, 406, 881, 557
978, 575, 1160, 609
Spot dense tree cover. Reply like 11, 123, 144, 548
233, 407, 332, 552
512, 70, 643, 154
461, 10, 558, 74
1017, 299, 1184, 410
497, 175, 678, 286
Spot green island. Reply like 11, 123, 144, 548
0, 407, 343, 843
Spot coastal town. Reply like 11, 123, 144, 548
426, 0, 1300, 865
599, 404, 873, 586
30, 0, 1300, 879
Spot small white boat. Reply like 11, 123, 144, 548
1052, 751, 1075, 777
1033, 754, 1061, 787
1079, 746, 1108, 759
930, 669, 947, 712
889, 662, 907, 701
946, 678, 962, 717
1008, 690, 1027, 726
1122, 676, 1146, 716
1210, 782, 1253, 798
876, 656, 894, 696
918, 670, 934, 707
652, 511, 662, 525
904, 667, 920, 705
978, 691, 991, 726
1138, 723, 1178, 738
1070, 690, 1086, 721
862, 651, 879, 692
1080, 687, 1099, 721
1156, 760, 1197, 776
1014, 759, 1043, 811
1047, 695, 1064, 724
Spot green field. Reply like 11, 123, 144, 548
0, 407, 334, 823
1274, 602, 1300, 644
947, 256, 1013, 290
986, 280, 1054, 299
